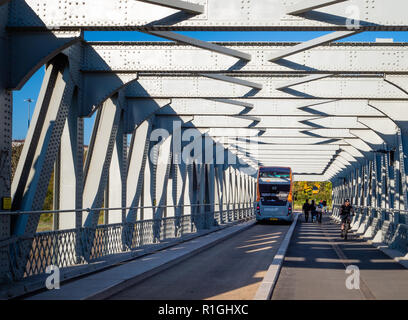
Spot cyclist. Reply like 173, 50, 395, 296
340, 199, 355, 235
302, 199, 311, 222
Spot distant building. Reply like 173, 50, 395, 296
13, 140, 90, 153
12, 140, 25, 147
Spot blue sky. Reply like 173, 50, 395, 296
12, 31, 408, 144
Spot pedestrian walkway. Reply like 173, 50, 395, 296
272, 215, 408, 300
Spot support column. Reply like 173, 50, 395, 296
375, 154, 383, 209
380, 154, 387, 210
55, 88, 83, 230
370, 158, 378, 210
224, 165, 231, 221
126, 118, 154, 223
175, 161, 188, 233
230, 166, 237, 220
142, 148, 154, 220
81, 95, 121, 262
10, 56, 74, 279
151, 129, 172, 240
363, 161, 369, 207
0, 88, 12, 282
394, 147, 402, 211
184, 163, 194, 217
207, 163, 215, 226
397, 129, 408, 210
106, 113, 127, 224
82, 95, 121, 228
215, 164, 224, 223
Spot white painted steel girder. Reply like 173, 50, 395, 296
337, 151, 358, 163
200, 73, 262, 89
269, 31, 359, 62
276, 74, 334, 90
208, 128, 355, 138
368, 100, 408, 128
286, 0, 349, 15
147, 32, 251, 61
182, 115, 369, 129
344, 138, 373, 152
224, 137, 342, 145
156, 99, 384, 117
126, 75, 408, 99
83, 42, 408, 74
243, 154, 334, 160
232, 144, 342, 151
293, 175, 328, 181
349, 129, 385, 146
81, 72, 138, 117
125, 98, 171, 133
222, 149, 338, 156
8, 0, 408, 30
9, 30, 82, 90
136, 0, 205, 15
82, 96, 122, 228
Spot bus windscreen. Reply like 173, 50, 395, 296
259, 168, 290, 178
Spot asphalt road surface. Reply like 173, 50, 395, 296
108, 222, 290, 300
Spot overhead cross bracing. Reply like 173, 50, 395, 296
83, 42, 408, 74
126, 75, 408, 99
7, 0, 408, 31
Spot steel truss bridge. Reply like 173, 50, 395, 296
0, 0, 408, 298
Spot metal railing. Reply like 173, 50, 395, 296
1, 202, 255, 281
330, 203, 408, 254
331, 203, 408, 224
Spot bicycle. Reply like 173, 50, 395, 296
341, 215, 354, 240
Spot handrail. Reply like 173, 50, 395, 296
332, 203, 408, 214
0, 201, 257, 216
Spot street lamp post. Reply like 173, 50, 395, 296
24, 98, 34, 129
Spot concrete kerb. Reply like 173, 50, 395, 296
253, 212, 300, 300
1, 216, 254, 300
24, 219, 256, 300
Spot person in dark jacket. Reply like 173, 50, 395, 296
302, 199, 311, 222
340, 199, 355, 232
316, 201, 323, 223
310, 200, 317, 222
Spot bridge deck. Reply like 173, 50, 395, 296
272, 216, 408, 300
107, 223, 290, 300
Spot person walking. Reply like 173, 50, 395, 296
310, 200, 317, 222
316, 201, 323, 223
302, 199, 311, 222
322, 200, 328, 215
